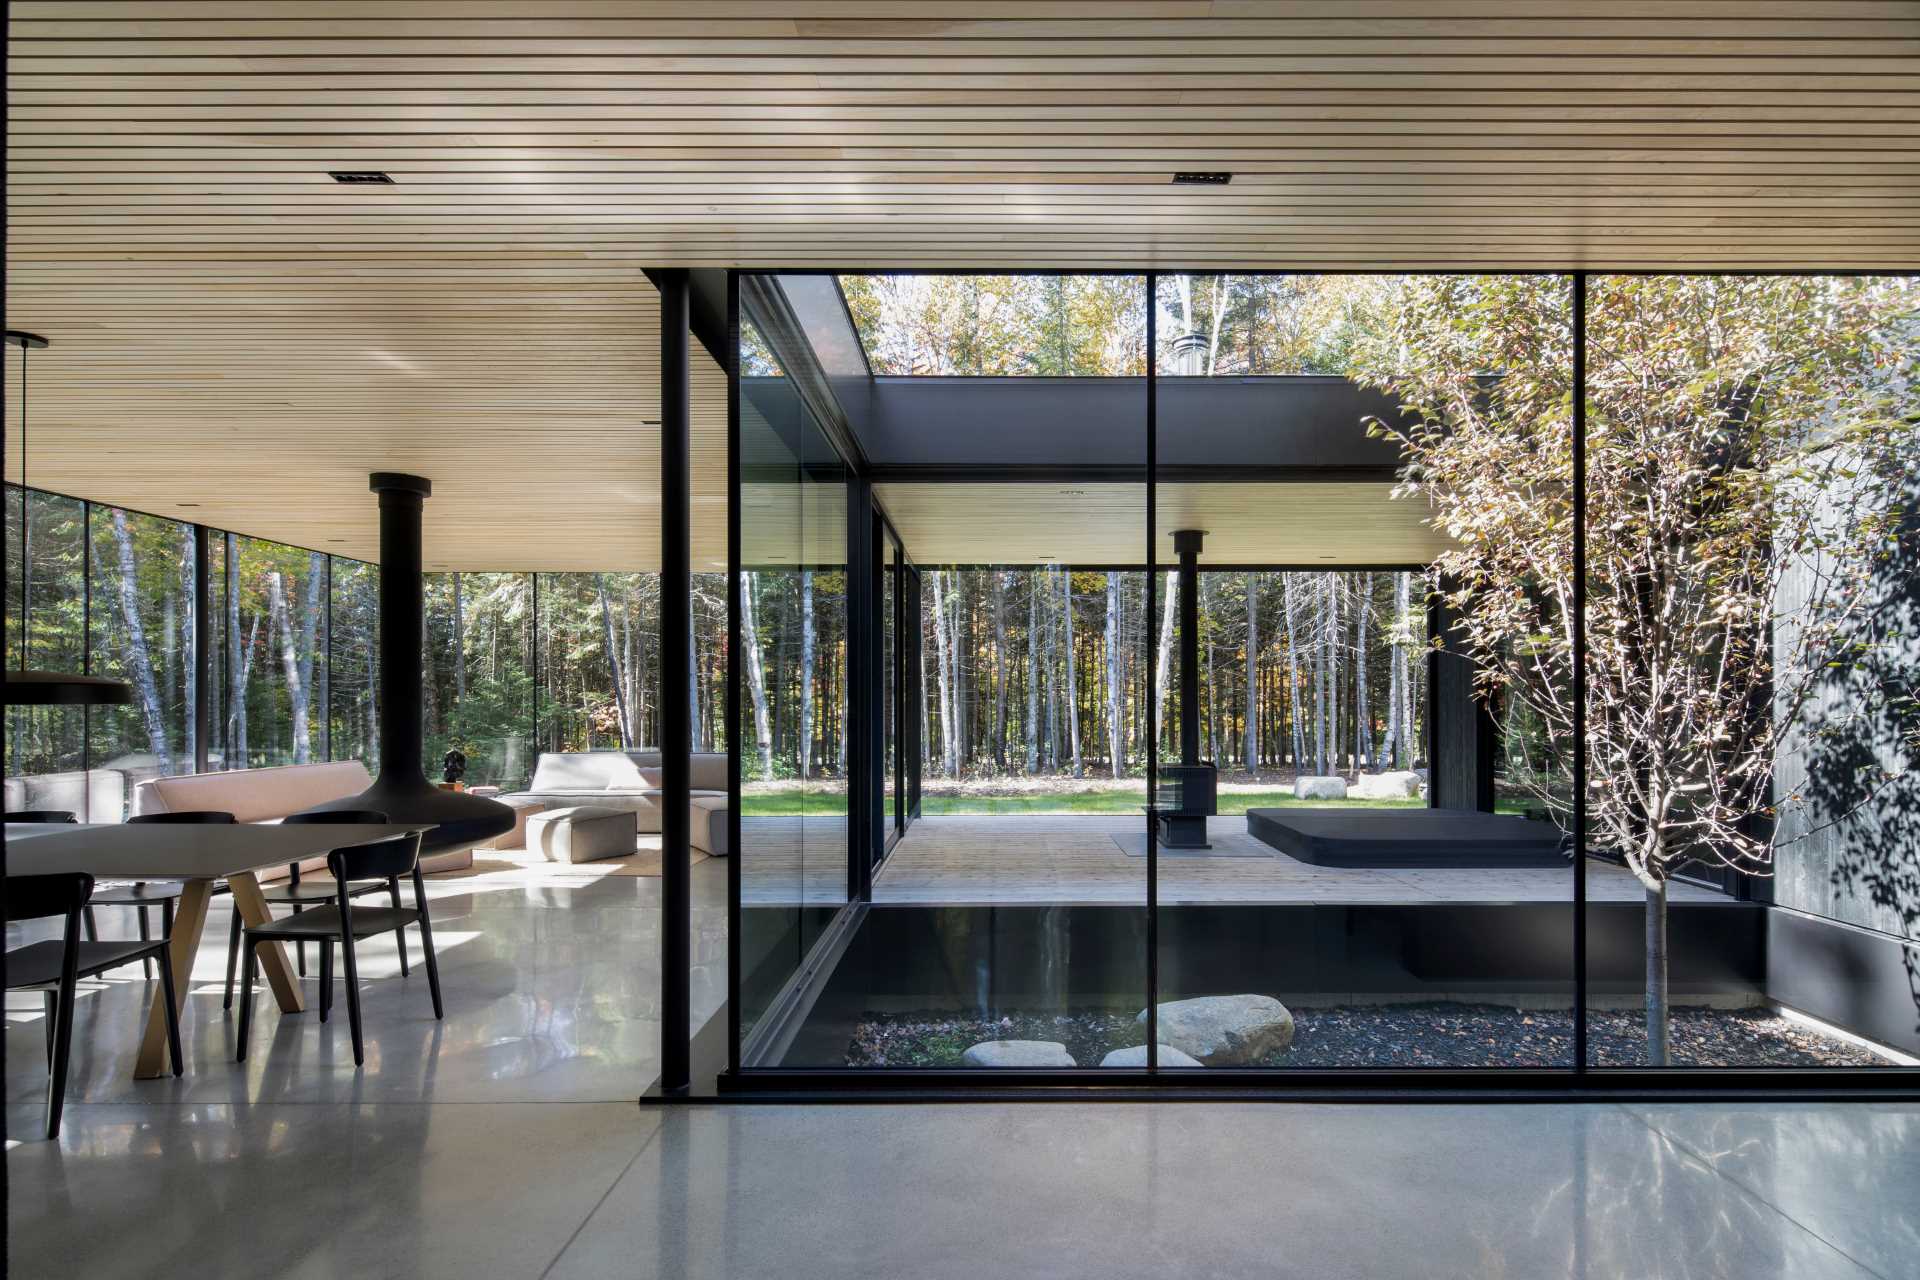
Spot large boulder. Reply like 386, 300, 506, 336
1099, 1044, 1202, 1068
1351, 770, 1424, 800
1137, 995, 1295, 1066
961, 1039, 1077, 1068
1293, 775, 1348, 800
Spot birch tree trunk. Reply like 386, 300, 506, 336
1355, 573, 1372, 771
1154, 569, 1176, 758
362, 570, 377, 765
1025, 571, 1040, 773
300, 553, 322, 759
1204, 575, 1219, 761
179, 524, 196, 768
1062, 570, 1082, 777
1244, 572, 1260, 773
453, 572, 466, 701
739, 572, 773, 781
1043, 571, 1059, 769
110, 510, 173, 769
798, 570, 815, 779
992, 570, 1008, 771
932, 571, 957, 776
1647, 880, 1670, 1065
595, 574, 633, 748
1105, 571, 1124, 778
265, 570, 309, 764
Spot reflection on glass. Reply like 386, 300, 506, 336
738, 286, 852, 1046
4, 486, 89, 815
328, 556, 379, 774
87, 506, 199, 815
216, 534, 327, 770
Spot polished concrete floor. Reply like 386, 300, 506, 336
10, 858, 1918, 1279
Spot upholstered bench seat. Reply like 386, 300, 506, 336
525, 806, 637, 864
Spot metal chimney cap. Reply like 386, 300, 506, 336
369, 472, 432, 497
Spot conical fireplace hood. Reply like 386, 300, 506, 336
304, 473, 513, 852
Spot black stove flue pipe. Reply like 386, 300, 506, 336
306, 473, 513, 852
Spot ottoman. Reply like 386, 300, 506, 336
480, 796, 546, 852
689, 796, 730, 857
525, 805, 637, 864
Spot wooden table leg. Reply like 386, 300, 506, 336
227, 871, 305, 1015
135, 878, 211, 1080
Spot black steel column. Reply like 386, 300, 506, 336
1173, 529, 1204, 765
193, 525, 211, 773
658, 269, 693, 1095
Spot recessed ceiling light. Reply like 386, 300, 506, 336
176, 503, 200, 508
1058, 489, 1085, 496
329, 171, 394, 184
1171, 171, 1231, 186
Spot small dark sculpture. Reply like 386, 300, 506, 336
442, 749, 468, 786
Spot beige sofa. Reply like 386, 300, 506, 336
132, 761, 475, 876
503, 751, 729, 855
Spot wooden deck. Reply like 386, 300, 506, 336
741, 815, 1722, 907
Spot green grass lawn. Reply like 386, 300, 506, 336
739, 789, 1428, 817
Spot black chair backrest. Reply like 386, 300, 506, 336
284, 809, 390, 826
5, 872, 93, 924
127, 811, 238, 825
328, 832, 421, 884
4, 810, 78, 824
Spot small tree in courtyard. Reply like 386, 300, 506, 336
1354, 274, 1920, 1063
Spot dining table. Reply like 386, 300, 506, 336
5, 820, 434, 1079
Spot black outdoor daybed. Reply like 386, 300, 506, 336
1245, 807, 1569, 869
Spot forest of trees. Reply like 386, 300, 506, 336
735, 565, 1427, 790
3, 487, 376, 812
419, 570, 730, 788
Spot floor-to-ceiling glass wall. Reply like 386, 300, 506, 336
736, 286, 851, 1052
721, 268, 1919, 1086
3, 487, 88, 814
1584, 273, 1920, 1070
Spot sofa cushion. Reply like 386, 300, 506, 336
529, 752, 646, 792
525, 805, 637, 864
688, 753, 729, 792
134, 761, 373, 825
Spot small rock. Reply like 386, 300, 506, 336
1099, 1044, 1203, 1068
1293, 775, 1348, 800
961, 1039, 1076, 1068
1350, 770, 1423, 800
1138, 995, 1295, 1065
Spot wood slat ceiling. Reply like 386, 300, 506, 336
5, 3, 1915, 565
2, 277, 729, 572
8, 1, 1920, 270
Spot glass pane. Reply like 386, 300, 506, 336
328, 556, 380, 772
4, 486, 89, 818
738, 303, 814, 1043
882, 540, 897, 839
781, 273, 1150, 1071
220, 535, 328, 769
87, 506, 198, 819
1586, 274, 1920, 1069
1154, 274, 1574, 1071
425, 571, 532, 789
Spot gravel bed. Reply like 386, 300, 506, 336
845, 1003, 1889, 1069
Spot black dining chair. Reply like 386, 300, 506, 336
236, 828, 442, 1067
6, 809, 183, 982
5, 872, 184, 1140
126, 811, 236, 990
275, 810, 412, 983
